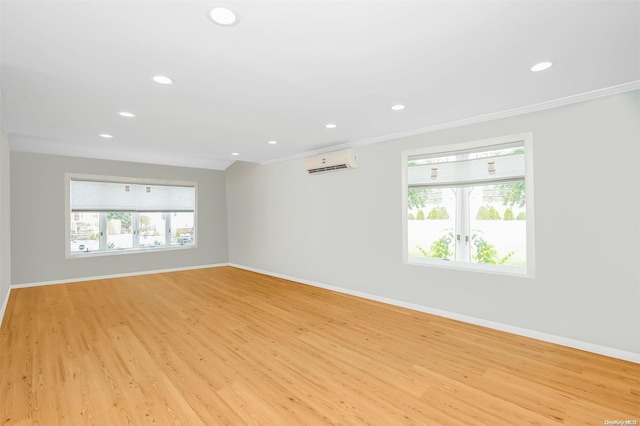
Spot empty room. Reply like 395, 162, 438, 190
1, 1, 639, 424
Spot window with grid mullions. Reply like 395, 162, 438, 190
403, 133, 534, 276
66, 174, 197, 257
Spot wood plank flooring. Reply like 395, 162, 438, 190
1, 266, 638, 424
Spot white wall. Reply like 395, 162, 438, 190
227, 91, 640, 356
10, 152, 228, 285
0, 129, 11, 322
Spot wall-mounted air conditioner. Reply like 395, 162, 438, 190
306, 148, 358, 175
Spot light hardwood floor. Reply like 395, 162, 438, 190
1, 266, 638, 424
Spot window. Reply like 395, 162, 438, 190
66, 175, 196, 257
403, 133, 534, 276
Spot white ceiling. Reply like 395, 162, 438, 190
1, 1, 639, 170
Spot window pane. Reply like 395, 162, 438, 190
70, 212, 100, 253
106, 212, 133, 250
68, 175, 198, 257
408, 188, 457, 260
404, 136, 531, 274
171, 212, 195, 245
468, 183, 526, 267
139, 213, 167, 248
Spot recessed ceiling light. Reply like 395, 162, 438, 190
391, 104, 405, 111
231, 152, 240, 156
530, 61, 553, 72
325, 123, 337, 129
118, 112, 136, 118
152, 75, 174, 85
209, 7, 238, 26
99, 133, 113, 139
267, 140, 278, 145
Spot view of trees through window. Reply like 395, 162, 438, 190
407, 182, 526, 267
68, 176, 196, 256
70, 212, 195, 253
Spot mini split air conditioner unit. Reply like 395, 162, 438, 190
306, 148, 358, 175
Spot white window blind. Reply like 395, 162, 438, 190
70, 180, 195, 212
408, 143, 524, 188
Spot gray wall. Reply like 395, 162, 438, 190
11, 152, 228, 284
227, 91, 640, 355
0, 130, 11, 315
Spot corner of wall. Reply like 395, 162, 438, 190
0, 287, 10, 328
0, 127, 12, 327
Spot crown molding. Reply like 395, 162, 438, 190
262, 80, 640, 166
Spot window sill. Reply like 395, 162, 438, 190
406, 256, 533, 278
66, 243, 197, 259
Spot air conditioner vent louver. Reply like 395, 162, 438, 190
308, 164, 348, 174
306, 149, 358, 175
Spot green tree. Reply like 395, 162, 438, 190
428, 232, 454, 260
476, 205, 488, 219
107, 212, 131, 230
408, 189, 427, 210
516, 212, 526, 220
408, 213, 416, 220
408, 188, 443, 210
488, 206, 501, 220
416, 210, 425, 220
476, 205, 501, 220
418, 231, 513, 264
438, 206, 449, 219
471, 233, 513, 264
140, 215, 151, 227
497, 182, 526, 207
503, 208, 515, 220
139, 215, 152, 235
495, 147, 526, 207
416, 231, 454, 260
427, 206, 450, 220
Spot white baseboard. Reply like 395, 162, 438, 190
10, 263, 229, 289
229, 263, 640, 364
0, 286, 10, 328
6, 262, 638, 364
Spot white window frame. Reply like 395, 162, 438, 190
402, 132, 535, 277
65, 173, 198, 258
